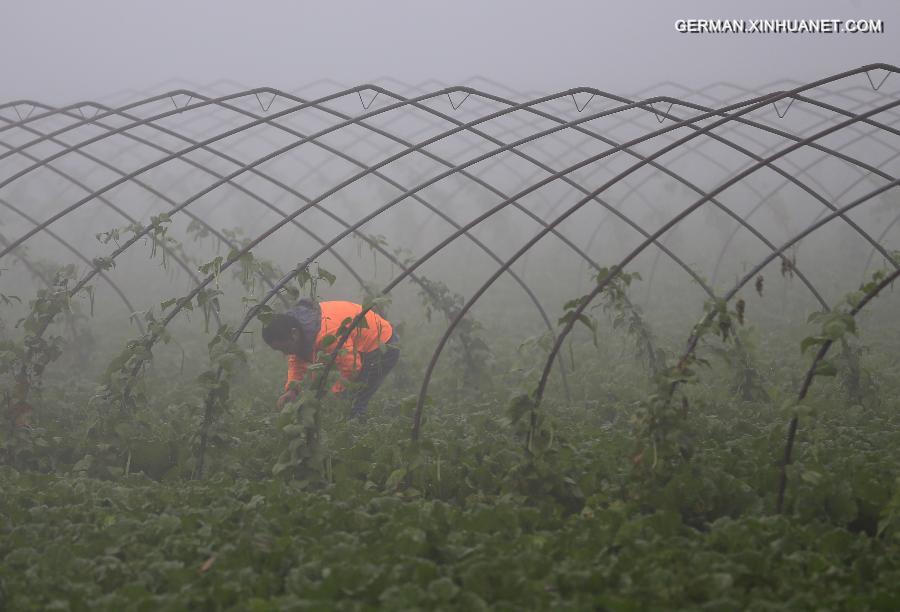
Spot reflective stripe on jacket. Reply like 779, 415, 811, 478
285, 300, 393, 393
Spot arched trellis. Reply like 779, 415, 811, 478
0, 99, 341, 303
5, 81, 808, 402
589, 87, 900, 293
536, 78, 900, 409
645, 178, 900, 513
0, 79, 884, 358
352, 85, 900, 419
0, 111, 228, 331
669, 178, 900, 395
415, 78, 900, 434
1, 65, 892, 478
0, 91, 578, 398
5, 78, 884, 309
25, 74, 855, 397
332, 78, 900, 307
270, 64, 896, 435
24, 77, 891, 322
0, 88, 401, 326
134, 87, 796, 471
131, 87, 708, 370
705, 91, 900, 287
598, 89, 900, 285
211, 88, 679, 288
463, 90, 849, 303
302, 81, 900, 404
186, 65, 897, 447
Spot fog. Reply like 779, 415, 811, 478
2, 0, 899, 355
2, 0, 899, 101
2, 2, 900, 609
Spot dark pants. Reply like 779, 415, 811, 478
350, 332, 399, 417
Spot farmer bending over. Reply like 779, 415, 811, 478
262, 299, 399, 417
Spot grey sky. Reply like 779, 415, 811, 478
1, 0, 898, 101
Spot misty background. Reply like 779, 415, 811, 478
1, 0, 899, 387
2, 0, 898, 101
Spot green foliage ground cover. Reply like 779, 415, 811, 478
2, 365, 900, 610
2, 250, 900, 609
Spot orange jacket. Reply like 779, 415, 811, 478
285, 301, 393, 393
